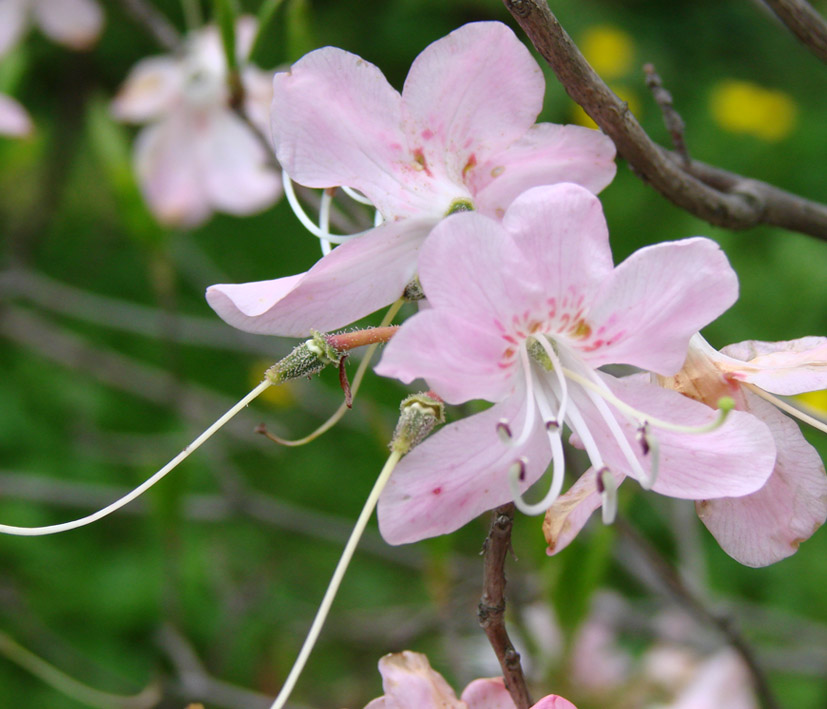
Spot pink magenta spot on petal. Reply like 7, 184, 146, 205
462, 154, 477, 178
431, 487, 442, 495
421, 128, 434, 140
491, 165, 505, 178
495, 207, 505, 218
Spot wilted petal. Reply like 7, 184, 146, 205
720, 336, 827, 395
585, 238, 738, 374
34, 0, 103, 50
696, 392, 827, 567
0, 93, 32, 136
472, 124, 617, 217
402, 21, 544, 182
199, 110, 281, 215
372, 651, 464, 709
0, 0, 26, 57
111, 56, 183, 123
134, 114, 210, 227
207, 218, 430, 337
378, 386, 551, 545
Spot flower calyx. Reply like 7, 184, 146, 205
266, 330, 344, 384
390, 392, 445, 455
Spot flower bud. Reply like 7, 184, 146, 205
265, 331, 343, 384
390, 392, 445, 455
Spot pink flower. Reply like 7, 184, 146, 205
545, 334, 827, 566
364, 650, 576, 709
0, 0, 103, 55
0, 93, 32, 136
374, 183, 776, 545
206, 21, 616, 337
112, 17, 281, 227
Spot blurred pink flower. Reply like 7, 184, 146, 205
0, 93, 32, 136
0, 0, 103, 55
112, 17, 281, 227
545, 334, 827, 566
206, 21, 616, 337
374, 183, 775, 545
364, 650, 576, 709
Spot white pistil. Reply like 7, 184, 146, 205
281, 172, 354, 246
743, 382, 827, 434
0, 379, 273, 536
269, 449, 403, 709
319, 188, 333, 255
508, 347, 538, 447
533, 335, 570, 424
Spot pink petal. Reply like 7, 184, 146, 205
373, 651, 464, 709
111, 56, 183, 123
375, 309, 518, 405
584, 238, 738, 374
668, 650, 757, 709
241, 65, 275, 137
0, 93, 32, 136
377, 386, 551, 545
576, 374, 776, 499
502, 184, 616, 306
34, 0, 103, 50
134, 114, 211, 227
0, 0, 26, 57
401, 22, 544, 183
472, 123, 617, 217
207, 218, 430, 337
460, 677, 514, 708
272, 48, 442, 218
696, 391, 827, 567
531, 697, 579, 709
199, 110, 281, 215
720, 337, 827, 395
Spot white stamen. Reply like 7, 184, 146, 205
319, 188, 333, 255
596, 468, 618, 524
281, 172, 354, 245
340, 185, 373, 206
743, 383, 827, 435
534, 336, 569, 425
510, 347, 538, 447
564, 396, 606, 472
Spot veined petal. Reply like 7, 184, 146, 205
720, 337, 827, 395
272, 48, 441, 218
0, 93, 32, 136
0, 0, 26, 57
377, 387, 551, 545
416, 210, 540, 328
401, 21, 544, 182
34, 0, 103, 50
375, 309, 518, 405
207, 218, 430, 337
502, 184, 615, 304
370, 652, 464, 709
199, 110, 281, 215
134, 114, 211, 227
111, 56, 183, 123
696, 392, 827, 567
584, 238, 738, 374
574, 374, 776, 499
472, 124, 617, 217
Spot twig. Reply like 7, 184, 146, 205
615, 518, 780, 709
502, 0, 827, 241
478, 504, 532, 709
115, 0, 180, 51
643, 63, 690, 166
761, 0, 827, 63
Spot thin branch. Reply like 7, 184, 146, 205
115, 0, 180, 51
761, 0, 827, 63
616, 518, 780, 709
643, 63, 690, 166
502, 0, 827, 241
478, 504, 532, 709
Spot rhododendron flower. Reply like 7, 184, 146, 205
0, 93, 32, 136
545, 334, 827, 566
206, 21, 616, 337
0, 0, 103, 55
364, 651, 576, 709
375, 183, 776, 545
112, 17, 281, 227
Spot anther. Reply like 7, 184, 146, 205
509, 457, 528, 482
496, 419, 513, 443
636, 422, 651, 455
545, 419, 560, 432
596, 467, 618, 525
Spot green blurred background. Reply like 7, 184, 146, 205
0, 0, 826, 707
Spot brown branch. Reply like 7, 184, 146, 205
478, 504, 532, 709
644, 63, 690, 166
761, 0, 827, 64
616, 518, 780, 709
502, 0, 827, 241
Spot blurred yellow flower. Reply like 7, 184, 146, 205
250, 360, 297, 408
571, 85, 641, 129
580, 25, 635, 80
796, 389, 827, 417
709, 80, 797, 141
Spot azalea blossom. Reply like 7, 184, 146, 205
374, 183, 776, 545
0, 92, 32, 136
545, 334, 827, 566
112, 16, 281, 227
364, 651, 576, 709
0, 0, 103, 55
206, 21, 617, 338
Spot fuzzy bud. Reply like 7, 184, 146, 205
390, 392, 445, 455
265, 331, 343, 384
